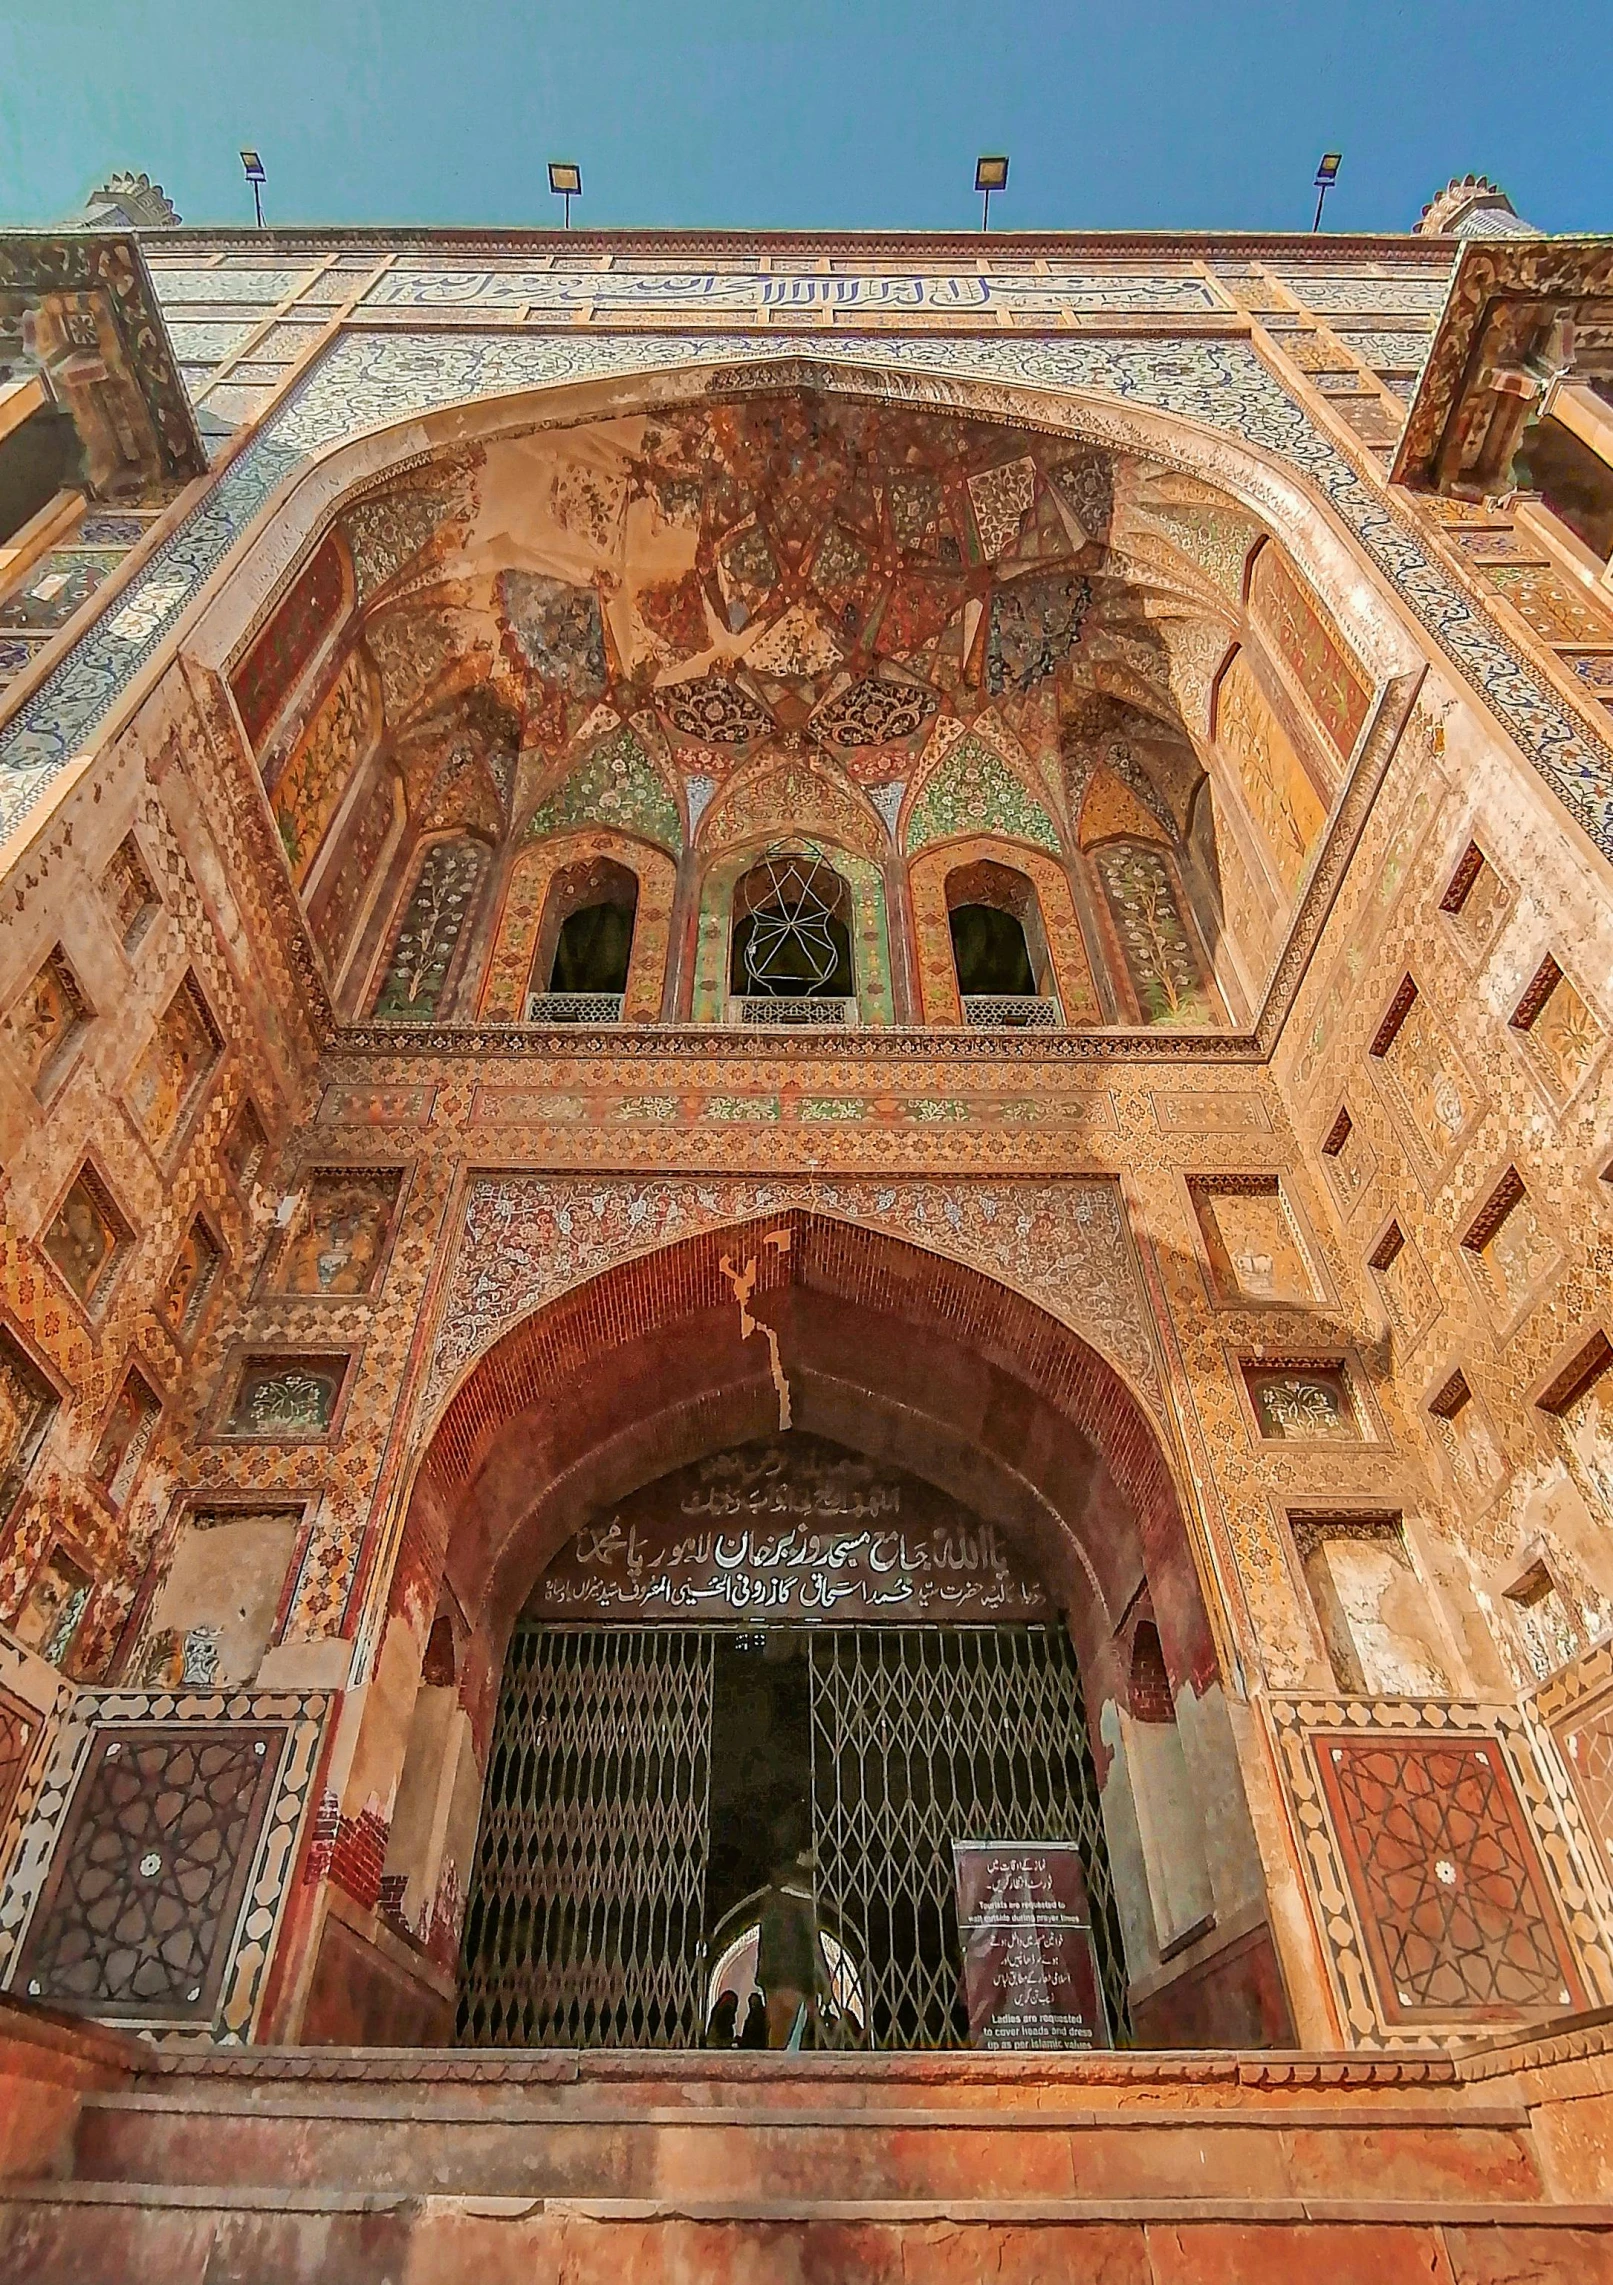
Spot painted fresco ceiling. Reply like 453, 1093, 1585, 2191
329, 392, 1262, 855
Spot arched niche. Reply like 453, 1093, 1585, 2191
1085, 833, 1223, 1030
479, 829, 677, 1023
527, 853, 639, 1016
313, 1213, 1289, 2055
907, 836, 1099, 1028
364, 828, 494, 1023
943, 855, 1056, 1028
692, 839, 894, 1028
729, 847, 854, 1005
182, 358, 1407, 1045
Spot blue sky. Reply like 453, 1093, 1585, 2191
0, 0, 1601, 237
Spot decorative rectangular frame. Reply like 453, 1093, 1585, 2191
210, 1346, 359, 1446
258, 1161, 411, 1304
0, 1685, 329, 2042
1265, 1692, 1613, 2046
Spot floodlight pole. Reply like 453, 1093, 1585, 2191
562, 190, 572, 229
981, 186, 992, 233
252, 177, 264, 230
1311, 154, 1342, 233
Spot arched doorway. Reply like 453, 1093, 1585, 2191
352, 1212, 1290, 2054
455, 1429, 1129, 2052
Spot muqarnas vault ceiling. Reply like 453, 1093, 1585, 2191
246, 388, 1365, 1026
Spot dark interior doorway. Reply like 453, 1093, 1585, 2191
549, 898, 635, 994
457, 1620, 1126, 2051
706, 1631, 812, 1936
949, 902, 1038, 996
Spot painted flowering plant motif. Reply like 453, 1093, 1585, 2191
371, 839, 487, 1020
1094, 843, 1208, 1025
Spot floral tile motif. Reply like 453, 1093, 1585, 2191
274, 1170, 400, 1298
905, 733, 1060, 856
525, 724, 682, 854
1094, 842, 1214, 1027
41, 1165, 131, 1312
125, 975, 221, 1158
421, 1172, 1166, 1429
369, 837, 488, 1021
224, 1355, 349, 1440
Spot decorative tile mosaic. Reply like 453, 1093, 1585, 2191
6, 319, 1610, 885
352, 266, 1228, 315
269, 647, 379, 885
0, 1334, 58, 1529
525, 723, 682, 853
1266, 1695, 1611, 2044
3, 946, 87, 1097
223, 1355, 349, 1440
0, 550, 125, 634
905, 733, 1060, 856
1316, 1732, 1585, 2023
41, 1164, 131, 1313
273, 1169, 400, 1297
0, 1688, 328, 2039
1095, 842, 1215, 1026
369, 836, 489, 1021
131, 967, 220, 1139
422, 1172, 1165, 1428
229, 530, 345, 750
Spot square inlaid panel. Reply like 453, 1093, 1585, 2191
1314, 1734, 1585, 2025
14, 1725, 283, 2021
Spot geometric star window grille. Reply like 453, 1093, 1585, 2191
738, 845, 846, 998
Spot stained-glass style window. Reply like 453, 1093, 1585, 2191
370, 838, 487, 1022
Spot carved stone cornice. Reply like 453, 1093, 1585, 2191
1393, 236, 1613, 491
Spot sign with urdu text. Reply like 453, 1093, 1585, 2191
954, 1840, 1109, 2050
534, 1435, 1051, 1625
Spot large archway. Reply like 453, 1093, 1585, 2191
311, 1212, 1291, 2053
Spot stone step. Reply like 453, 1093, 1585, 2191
73, 2085, 1548, 2206
3, 2181, 1613, 2285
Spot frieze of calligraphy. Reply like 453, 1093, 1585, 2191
532, 1434, 1051, 1624
355, 268, 1224, 314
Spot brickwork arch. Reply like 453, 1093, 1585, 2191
397, 1209, 1218, 1742
333, 1209, 1285, 2051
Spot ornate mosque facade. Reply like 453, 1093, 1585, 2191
3, 172, 1613, 2274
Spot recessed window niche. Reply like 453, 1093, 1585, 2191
1291, 1513, 1451, 1697
1243, 1358, 1365, 1442
1190, 1176, 1323, 1306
